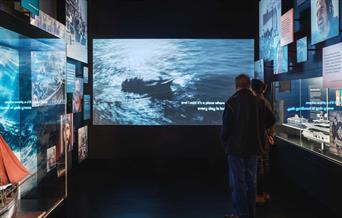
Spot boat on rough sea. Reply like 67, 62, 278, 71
0, 134, 30, 218
121, 77, 173, 99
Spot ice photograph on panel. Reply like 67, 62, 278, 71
297, 37, 308, 63
0, 45, 20, 154
254, 59, 264, 80
93, 39, 254, 125
259, 0, 281, 61
31, 51, 66, 107
274, 45, 288, 74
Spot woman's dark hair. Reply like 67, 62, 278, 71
251, 79, 265, 95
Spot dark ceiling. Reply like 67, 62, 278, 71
89, 0, 258, 38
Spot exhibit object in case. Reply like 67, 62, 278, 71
273, 77, 342, 163
0, 134, 30, 218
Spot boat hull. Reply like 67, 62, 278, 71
0, 188, 17, 218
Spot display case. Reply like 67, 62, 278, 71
0, 24, 67, 217
273, 77, 342, 164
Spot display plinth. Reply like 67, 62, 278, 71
16, 211, 45, 218
17, 198, 65, 218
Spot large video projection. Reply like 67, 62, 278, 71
93, 39, 254, 125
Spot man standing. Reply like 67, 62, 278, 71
221, 74, 275, 218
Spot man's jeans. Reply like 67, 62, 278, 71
228, 155, 257, 218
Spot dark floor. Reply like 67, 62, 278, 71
50, 159, 337, 218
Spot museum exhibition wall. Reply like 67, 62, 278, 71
3, 0, 342, 216
0, 0, 89, 217
259, 0, 342, 215
260, 0, 342, 165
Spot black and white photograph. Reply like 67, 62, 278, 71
31, 10, 66, 39
329, 111, 342, 156
78, 126, 88, 163
31, 51, 66, 107
66, 0, 88, 63
47, 146, 56, 172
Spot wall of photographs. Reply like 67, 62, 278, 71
29, 0, 90, 168
0, 25, 67, 212
66, 59, 90, 168
0, 0, 89, 215
259, 0, 342, 164
64, 0, 90, 169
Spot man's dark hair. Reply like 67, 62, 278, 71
235, 74, 251, 89
251, 79, 265, 95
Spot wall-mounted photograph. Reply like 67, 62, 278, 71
311, 0, 339, 45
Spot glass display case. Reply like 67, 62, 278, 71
0, 25, 67, 217
274, 77, 342, 164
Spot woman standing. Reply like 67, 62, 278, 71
251, 79, 275, 205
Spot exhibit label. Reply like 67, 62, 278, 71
323, 42, 342, 88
